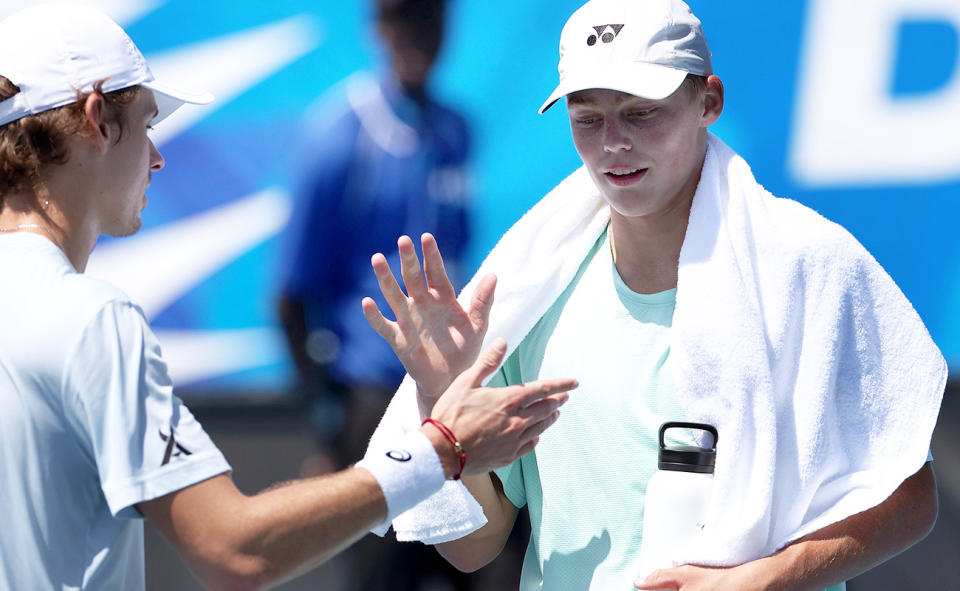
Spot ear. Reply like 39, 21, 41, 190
701, 75, 724, 127
82, 93, 110, 154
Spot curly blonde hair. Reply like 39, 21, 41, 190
0, 76, 140, 200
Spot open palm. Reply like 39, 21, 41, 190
362, 233, 496, 415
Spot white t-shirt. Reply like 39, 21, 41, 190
0, 234, 231, 590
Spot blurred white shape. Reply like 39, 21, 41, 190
154, 327, 287, 386
86, 188, 292, 318
0, 0, 162, 23
347, 74, 419, 157
148, 15, 321, 146
791, 0, 960, 186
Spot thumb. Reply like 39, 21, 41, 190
462, 337, 507, 387
634, 568, 677, 590
468, 273, 497, 329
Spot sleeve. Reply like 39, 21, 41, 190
63, 301, 231, 519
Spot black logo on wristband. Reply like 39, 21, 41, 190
386, 450, 412, 462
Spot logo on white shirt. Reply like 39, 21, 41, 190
159, 426, 193, 465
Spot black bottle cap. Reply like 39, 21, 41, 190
657, 422, 718, 474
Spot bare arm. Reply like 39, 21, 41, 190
139, 341, 575, 591
139, 469, 387, 591
636, 462, 938, 591
435, 472, 520, 572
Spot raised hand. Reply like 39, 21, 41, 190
428, 338, 577, 476
362, 233, 497, 417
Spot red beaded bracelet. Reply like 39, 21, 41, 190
422, 418, 466, 480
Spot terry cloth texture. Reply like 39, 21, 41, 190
363, 133, 946, 567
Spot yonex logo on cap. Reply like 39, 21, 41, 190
587, 24, 624, 46
386, 450, 412, 462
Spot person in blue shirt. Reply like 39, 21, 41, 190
276, 0, 475, 588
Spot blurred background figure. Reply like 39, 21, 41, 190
276, 0, 473, 588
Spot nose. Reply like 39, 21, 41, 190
149, 139, 165, 171
602, 118, 631, 153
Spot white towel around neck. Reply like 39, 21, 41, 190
364, 133, 946, 567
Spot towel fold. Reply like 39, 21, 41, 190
364, 133, 946, 565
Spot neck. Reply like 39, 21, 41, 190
608, 207, 689, 294
608, 142, 707, 294
0, 189, 95, 272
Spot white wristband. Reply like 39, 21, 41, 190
355, 429, 446, 524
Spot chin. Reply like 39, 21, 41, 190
105, 219, 142, 238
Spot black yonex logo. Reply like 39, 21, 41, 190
386, 450, 412, 462
159, 426, 192, 465
587, 24, 624, 46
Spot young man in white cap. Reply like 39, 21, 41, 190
361, 0, 945, 589
0, 4, 576, 590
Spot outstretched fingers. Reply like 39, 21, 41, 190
519, 409, 562, 444
371, 252, 409, 316
397, 235, 427, 298
507, 377, 578, 411
361, 297, 396, 341
421, 233, 456, 299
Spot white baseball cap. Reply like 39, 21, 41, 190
0, 3, 213, 128
539, 0, 712, 113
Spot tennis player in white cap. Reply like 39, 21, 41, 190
360, 0, 944, 590
0, 4, 575, 590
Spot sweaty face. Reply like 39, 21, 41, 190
566, 85, 713, 223
97, 89, 165, 237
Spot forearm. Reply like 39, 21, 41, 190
235, 468, 388, 587
144, 427, 459, 591
143, 470, 386, 591
226, 469, 381, 587
637, 463, 938, 591
750, 462, 938, 591
436, 472, 518, 572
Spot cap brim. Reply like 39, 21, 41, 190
143, 80, 214, 124
538, 62, 689, 114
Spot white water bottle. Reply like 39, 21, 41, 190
636, 422, 718, 588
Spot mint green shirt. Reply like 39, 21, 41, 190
491, 229, 845, 591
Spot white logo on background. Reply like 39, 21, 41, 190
791, 0, 960, 186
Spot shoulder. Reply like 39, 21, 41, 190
765, 196, 868, 258
754, 194, 880, 293
44, 271, 152, 364
62, 272, 139, 320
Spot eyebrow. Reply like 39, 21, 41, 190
566, 93, 593, 106
566, 91, 646, 107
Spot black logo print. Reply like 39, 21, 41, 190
386, 450, 412, 462
587, 24, 624, 46
159, 426, 192, 465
